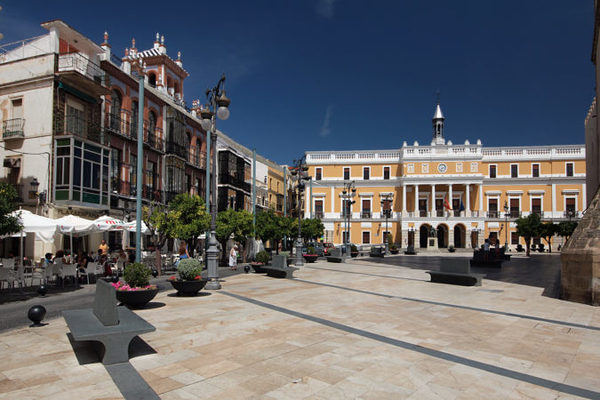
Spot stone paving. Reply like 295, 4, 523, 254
0, 258, 599, 399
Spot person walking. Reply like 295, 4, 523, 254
229, 245, 238, 271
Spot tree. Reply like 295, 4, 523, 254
216, 209, 254, 264
557, 221, 578, 245
539, 222, 559, 253
256, 209, 282, 253
301, 218, 325, 241
169, 194, 210, 254
515, 213, 542, 256
0, 182, 22, 236
143, 201, 176, 276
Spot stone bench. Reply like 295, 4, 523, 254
63, 279, 156, 365
427, 259, 485, 287
369, 247, 385, 257
262, 255, 298, 279
326, 248, 344, 263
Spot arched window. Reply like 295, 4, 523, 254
148, 111, 156, 134
148, 72, 156, 88
110, 89, 122, 131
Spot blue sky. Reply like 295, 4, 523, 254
0, 1, 595, 165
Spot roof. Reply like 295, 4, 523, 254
433, 104, 444, 120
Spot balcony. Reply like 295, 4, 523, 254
2, 118, 24, 139
107, 112, 131, 139
165, 141, 187, 159
219, 174, 251, 193
143, 185, 160, 201
361, 210, 372, 219
453, 210, 461, 217
144, 127, 164, 152
315, 211, 324, 219
435, 210, 444, 217
487, 211, 499, 218
563, 210, 578, 219
57, 52, 109, 96
380, 210, 392, 218
188, 150, 207, 169
510, 210, 521, 218
340, 211, 352, 219
419, 210, 427, 217
56, 114, 107, 145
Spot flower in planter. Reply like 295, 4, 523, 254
121, 262, 156, 290
177, 258, 204, 281
255, 251, 270, 264
111, 281, 157, 292
168, 276, 177, 281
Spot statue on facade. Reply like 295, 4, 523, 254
429, 226, 437, 238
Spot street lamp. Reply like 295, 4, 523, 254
503, 200, 509, 249
341, 181, 356, 256
200, 74, 231, 290
380, 193, 392, 254
289, 158, 311, 266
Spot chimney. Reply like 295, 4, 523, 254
153, 32, 160, 49
100, 31, 111, 61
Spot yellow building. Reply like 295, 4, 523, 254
305, 104, 586, 250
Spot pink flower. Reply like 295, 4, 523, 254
168, 276, 176, 281
194, 275, 201, 280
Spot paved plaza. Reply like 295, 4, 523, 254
0, 257, 599, 399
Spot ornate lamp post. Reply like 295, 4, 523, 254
341, 181, 356, 256
199, 74, 231, 290
380, 193, 392, 254
503, 200, 509, 249
289, 158, 311, 266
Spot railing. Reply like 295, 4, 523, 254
471, 210, 480, 217
143, 185, 160, 201
563, 210, 578, 218
531, 210, 542, 217
58, 52, 106, 85
340, 212, 352, 219
419, 210, 427, 217
315, 211, 324, 219
107, 112, 131, 138
482, 145, 585, 159
144, 125, 164, 152
188, 150, 207, 169
487, 211, 498, 218
165, 141, 187, 159
510, 210, 521, 218
435, 210, 444, 217
380, 210, 392, 218
361, 211, 372, 219
56, 114, 106, 144
2, 118, 24, 139
219, 174, 251, 192
453, 210, 461, 217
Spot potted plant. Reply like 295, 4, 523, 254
350, 244, 359, 258
448, 245, 456, 253
390, 244, 399, 254
169, 258, 207, 296
113, 262, 158, 308
303, 246, 318, 263
251, 251, 269, 273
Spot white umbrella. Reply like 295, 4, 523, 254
8, 210, 57, 242
124, 220, 151, 235
55, 215, 97, 254
92, 215, 126, 231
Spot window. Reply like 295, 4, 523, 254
342, 231, 350, 244
511, 232, 519, 245
566, 197, 576, 214
343, 167, 350, 180
11, 98, 23, 119
383, 166, 390, 180
510, 198, 520, 217
363, 167, 370, 180
531, 198, 542, 216
315, 168, 322, 181
407, 164, 414, 173
532, 164, 539, 178
470, 162, 478, 172
488, 198, 498, 218
361, 199, 371, 218
315, 199, 323, 218
489, 165, 497, 178
110, 90, 121, 132
511, 164, 518, 178
148, 72, 157, 88
131, 101, 138, 137
362, 231, 371, 244
110, 148, 121, 193
456, 163, 463, 173
566, 163, 574, 177
66, 105, 85, 136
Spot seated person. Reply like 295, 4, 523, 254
101, 255, 113, 277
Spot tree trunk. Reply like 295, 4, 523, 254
155, 248, 161, 276
275, 239, 280, 254
525, 237, 531, 257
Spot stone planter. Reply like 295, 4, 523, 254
116, 287, 159, 308
448, 247, 456, 253
351, 252, 359, 258
251, 262, 266, 273
303, 254, 318, 263
390, 249, 399, 254
170, 279, 208, 296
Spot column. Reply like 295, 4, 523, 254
465, 184, 471, 217
402, 184, 407, 215
414, 184, 419, 214
552, 183, 556, 218
431, 184, 436, 215
448, 184, 453, 216
479, 185, 484, 215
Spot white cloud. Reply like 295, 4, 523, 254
320, 105, 334, 136
316, 0, 337, 19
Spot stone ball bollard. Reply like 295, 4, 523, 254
28, 305, 47, 327
244, 265, 250, 274
37, 284, 48, 296
111, 274, 119, 283
152, 269, 158, 278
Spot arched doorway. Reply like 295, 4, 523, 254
471, 230, 479, 249
408, 230, 415, 247
454, 224, 466, 248
419, 225, 430, 248
437, 224, 448, 248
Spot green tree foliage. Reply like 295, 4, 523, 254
169, 194, 210, 253
216, 209, 254, 263
539, 222, 559, 253
301, 218, 325, 241
0, 182, 22, 236
557, 221, 578, 244
143, 201, 176, 275
515, 213, 542, 256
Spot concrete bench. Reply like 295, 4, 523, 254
262, 255, 298, 279
63, 279, 156, 365
326, 248, 344, 263
470, 250, 504, 268
427, 259, 485, 287
369, 247, 385, 257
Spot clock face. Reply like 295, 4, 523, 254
437, 163, 448, 173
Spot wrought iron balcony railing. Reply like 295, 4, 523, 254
314, 211, 324, 219
188, 150, 207, 169
58, 52, 106, 85
361, 210, 372, 219
2, 118, 25, 139
165, 141, 187, 159
487, 211, 498, 218
56, 114, 107, 145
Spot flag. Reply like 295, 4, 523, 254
459, 200, 465, 212
444, 197, 452, 210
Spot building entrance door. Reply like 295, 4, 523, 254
419, 225, 429, 248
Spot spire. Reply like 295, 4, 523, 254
432, 98, 445, 145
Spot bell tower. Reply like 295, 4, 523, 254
432, 101, 445, 145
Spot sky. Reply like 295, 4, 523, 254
0, 1, 595, 165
